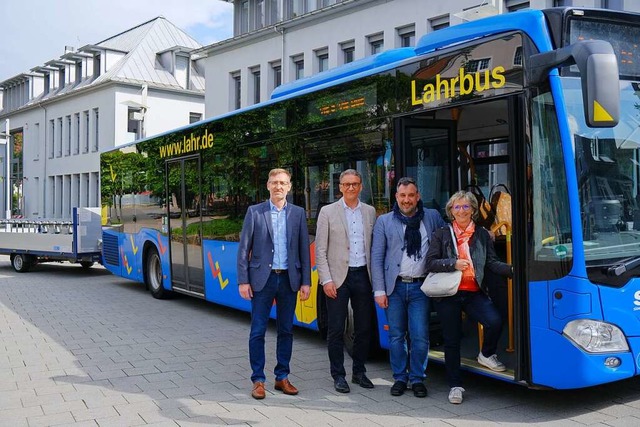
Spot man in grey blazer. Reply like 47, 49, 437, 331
315, 169, 377, 393
237, 168, 311, 400
371, 177, 445, 398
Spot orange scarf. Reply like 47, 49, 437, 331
453, 221, 479, 292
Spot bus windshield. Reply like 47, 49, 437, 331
561, 76, 640, 283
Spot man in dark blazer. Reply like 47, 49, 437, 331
237, 168, 311, 400
315, 169, 377, 393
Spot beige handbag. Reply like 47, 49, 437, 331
421, 226, 462, 297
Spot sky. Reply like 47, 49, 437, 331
0, 0, 234, 82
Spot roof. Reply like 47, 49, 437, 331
1, 17, 204, 114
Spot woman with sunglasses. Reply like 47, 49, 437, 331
425, 190, 513, 405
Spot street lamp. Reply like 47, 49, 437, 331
0, 119, 11, 220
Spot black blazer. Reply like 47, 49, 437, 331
426, 224, 511, 294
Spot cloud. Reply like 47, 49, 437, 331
0, 0, 233, 81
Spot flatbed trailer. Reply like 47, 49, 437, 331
0, 207, 102, 272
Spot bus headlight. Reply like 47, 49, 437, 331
563, 319, 629, 353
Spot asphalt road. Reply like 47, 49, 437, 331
1, 256, 640, 426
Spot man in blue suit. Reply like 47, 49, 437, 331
371, 177, 445, 398
237, 168, 311, 400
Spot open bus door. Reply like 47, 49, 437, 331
166, 155, 205, 296
395, 95, 527, 383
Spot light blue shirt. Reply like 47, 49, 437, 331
270, 200, 288, 270
342, 198, 367, 268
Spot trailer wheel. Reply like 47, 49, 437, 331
80, 261, 94, 269
145, 247, 168, 299
11, 254, 33, 273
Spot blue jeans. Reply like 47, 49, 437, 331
434, 290, 503, 387
249, 272, 298, 383
386, 280, 430, 384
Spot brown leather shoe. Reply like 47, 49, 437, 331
251, 381, 265, 399
274, 378, 298, 395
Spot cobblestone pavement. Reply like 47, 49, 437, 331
2, 256, 640, 426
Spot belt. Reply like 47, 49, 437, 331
272, 269, 288, 274
398, 276, 426, 283
348, 265, 367, 272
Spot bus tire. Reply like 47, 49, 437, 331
11, 254, 32, 273
80, 261, 94, 269
145, 247, 168, 299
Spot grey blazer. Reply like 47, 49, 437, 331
370, 208, 445, 296
315, 199, 376, 288
237, 200, 311, 292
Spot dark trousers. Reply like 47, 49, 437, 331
435, 290, 503, 387
326, 268, 374, 379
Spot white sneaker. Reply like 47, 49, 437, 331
477, 352, 506, 372
448, 387, 465, 404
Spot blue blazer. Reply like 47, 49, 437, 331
371, 208, 445, 296
237, 200, 311, 292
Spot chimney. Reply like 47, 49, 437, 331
64, 46, 75, 54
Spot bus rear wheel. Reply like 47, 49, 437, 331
145, 247, 168, 299
80, 261, 94, 269
11, 254, 33, 273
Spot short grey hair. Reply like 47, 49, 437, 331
339, 169, 362, 183
445, 190, 478, 221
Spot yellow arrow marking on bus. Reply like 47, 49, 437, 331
130, 235, 139, 255
110, 164, 117, 182
593, 100, 614, 122
207, 252, 229, 289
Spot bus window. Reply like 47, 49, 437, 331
529, 88, 573, 280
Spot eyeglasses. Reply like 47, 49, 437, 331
269, 181, 290, 187
452, 205, 471, 211
340, 182, 361, 189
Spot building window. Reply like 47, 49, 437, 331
340, 40, 355, 65
514, 46, 523, 66
189, 112, 203, 124
368, 33, 384, 55
255, 0, 265, 30
429, 14, 450, 31
59, 69, 66, 89
272, 62, 282, 90
83, 110, 89, 153
128, 107, 142, 138
92, 108, 99, 152
65, 115, 71, 156
74, 113, 80, 154
93, 55, 101, 77
44, 74, 50, 95
320, 0, 337, 7
397, 25, 416, 48
240, 1, 249, 33
76, 61, 83, 83
506, 0, 529, 11
316, 48, 329, 73
252, 68, 261, 104
232, 72, 241, 110
268, 0, 280, 24
292, 55, 304, 80
57, 117, 62, 157
290, 0, 309, 18
464, 58, 491, 73
34, 123, 40, 161
48, 119, 54, 159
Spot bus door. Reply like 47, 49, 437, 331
166, 155, 205, 296
396, 97, 525, 381
395, 118, 456, 217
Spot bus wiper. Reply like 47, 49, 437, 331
606, 256, 640, 276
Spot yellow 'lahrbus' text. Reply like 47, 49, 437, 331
411, 66, 506, 106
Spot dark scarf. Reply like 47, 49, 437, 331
393, 199, 425, 260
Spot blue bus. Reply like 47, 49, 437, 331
100, 7, 640, 389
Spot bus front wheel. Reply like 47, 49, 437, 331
145, 247, 168, 299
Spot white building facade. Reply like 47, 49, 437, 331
201, 0, 640, 117
0, 18, 206, 219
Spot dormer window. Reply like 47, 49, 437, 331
76, 61, 83, 83
44, 73, 50, 94
93, 54, 101, 77
59, 69, 66, 89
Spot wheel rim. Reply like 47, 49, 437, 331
148, 253, 162, 291
14, 256, 23, 270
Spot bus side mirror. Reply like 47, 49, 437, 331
528, 40, 620, 128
